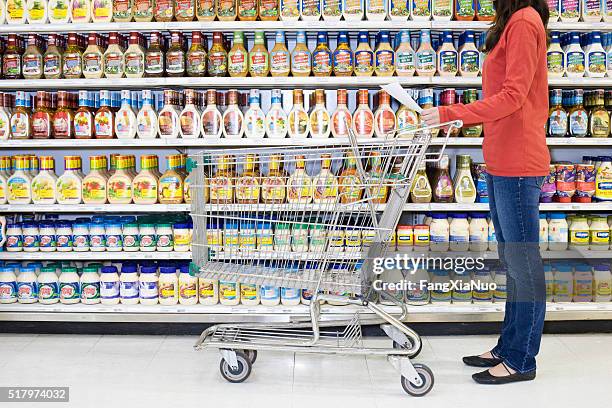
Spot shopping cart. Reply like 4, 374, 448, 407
191, 119, 461, 397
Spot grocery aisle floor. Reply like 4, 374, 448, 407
0, 332, 610, 407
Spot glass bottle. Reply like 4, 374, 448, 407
113, 0, 134, 21
589, 89, 610, 138
62, 33, 84, 79
144, 33, 165, 77
32, 91, 52, 139
461, 89, 483, 137
31, 156, 58, 204
244, 89, 266, 139
103, 32, 124, 79
410, 161, 432, 203
134, 0, 154, 20
0, 94, 10, 141
249, 31, 270, 77
176, 0, 196, 20
10, 91, 32, 140
228, 31, 248, 77
201, 89, 223, 138
124, 32, 145, 78
158, 90, 180, 139
290, 31, 312, 77
22, 34, 43, 80
437, 30, 458, 77
313, 153, 338, 204
52, 91, 74, 139
374, 90, 396, 138
208, 32, 228, 77
548, 89, 567, 138
3, 34, 21, 79
569, 89, 588, 137
287, 154, 313, 204
265, 89, 288, 139
74, 90, 94, 139
395, 30, 416, 77
309, 89, 331, 138
453, 154, 476, 203
115, 90, 137, 139
95, 90, 114, 139
367, 152, 388, 204
216, 0, 237, 19
338, 153, 363, 204
331, 89, 352, 139
43, 34, 63, 79
270, 30, 290, 77
432, 154, 454, 203
136, 89, 158, 139
238, 0, 257, 19
288, 89, 309, 139
185, 31, 207, 77
259, 0, 279, 19
374, 30, 395, 76
82, 33, 105, 79
223, 89, 244, 138
261, 153, 286, 203
352, 89, 374, 138
209, 155, 234, 204
312, 32, 332, 77
333, 31, 354, 77
196, 0, 215, 19
236, 154, 260, 204
416, 29, 436, 77
154, 0, 174, 20
166, 31, 186, 78
179, 89, 202, 139
354, 31, 374, 77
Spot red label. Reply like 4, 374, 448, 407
53, 111, 71, 137
32, 112, 51, 138
230, 53, 245, 64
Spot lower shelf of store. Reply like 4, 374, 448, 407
1, 302, 610, 323
0, 252, 192, 260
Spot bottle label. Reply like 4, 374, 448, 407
104, 53, 123, 76
158, 111, 177, 137
123, 233, 140, 248
40, 233, 56, 248
313, 50, 332, 74
209, 176, 233, 201
107, 177, 132, 201
343, 0, 362, 14
375, 49, 394, 74
159, 176, 183, 200
140, 233, 157, 248
353, 109, 374, 137
287, 173, 313, 202
159, 282, 176, 299
310, 109, 330, 136
288, 110, 309, 137
592, 230, 610, 244
240, 284, 257, 301
18, 281, 38, 300
561, 0, 579, 18
590, 110, 610, 137
223, 110, 243, 137
291, 50, 311, 73
125, 53, 145, 75
584, 0, 602, 16
22, 55, 42, 77
208, 52, 227, 76
176, 0, 195, 17
39, 282, 59, 300
249, 52, 269, 76
32, 113, 51, 138
313, 174, 338, 201
180, 282, 197, 299
137, 109, 156, 137
245, 110, 266, 137
23, 233, 39, 249
332, 110, 351, 137
10, 113, 30, 139
145, 52, 164, 74
416, 50, 436, 73
260, 0, 279, 16
0, 281, 17, 300
455, 0, 474, 16
52, 111, 71, 138
60, 282, 80, 301
139, 281, 158, 300
186, 51, 206, 74
3, 55, 21, 77
333, 49, 353, 75
270, 50, 290, 74
63, 53, 82, 77
588, 51, 606, 74
569, 110, 588, 136
220, 282, 237, 300
548, 109, 568, 136
566, 51, 585, 74
32, 178, 56, 201
197, 0, 215, 16
81, 282, 100, 301
120, 281, 139, 299
476, 0, 494, 16
71, 0, 89, 19
266, 109, 288, 138
95, 111, 114, 137
375, 108, 396, 136
202, 110, 222, 136
301, 0, 320, 16
460, 50, 479, 74
262, 176, 286, 201
83, 176, 107, 201
101, 281, 120, 299
547, 51, 565, 75
90, 233, 106, 248
74, 112, 92, 137
8, 177, 30, 200
390, 0, 409, 17
179, 111, 197, 136
228, 49, 247, 75
547, 0, 559, 16
105, 233, 123, 248
412, 0, 431, 16
166, 51, 185, 74
396, 50, 415, 74
73, 234, 89, 248
56, 233, 73, 248
438, 50, 457, 73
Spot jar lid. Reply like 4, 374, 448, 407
61, 267, 78, 273
157, 223, 172, 228
101, 266, 118, 273
0, 266, 14, 273
73, 223, 89, 229
21, 222, 38, 228
121, 265, 138, 273
19, 267, 36, 273
139, 223, 155, 228
452, 213, 468, 219
82, 267, 98, 273
550, 213, 566, 219
159, 267, 176, 274
140, 266, 158, 274
40, 267, 56, 273
56, 222, 72, 228
179, 265, 190, 274
574, 264, 592, 272
38, 222, 55, 228
594, 264, 610, 272
293, 224, 309, 229
432, 213, 447, 219
123, 223, 139, 228
173, 223, 189, 229
470, 213, 487, 219
276, 223, 290, 229
225, 221, 239, 229
240, 221, 255, 228
6, 223, 21, 228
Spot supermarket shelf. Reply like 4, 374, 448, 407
0, 20, 610, 34
0, 204, 190, 213
3, 137, 612, 149
0, 251, 192, 260
0, 302, 611, 323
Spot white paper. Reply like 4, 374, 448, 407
380, 82, 423, 113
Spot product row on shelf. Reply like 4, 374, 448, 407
0, 259, 611, 307
3, 29, 487, 80
0, 0, 498, 25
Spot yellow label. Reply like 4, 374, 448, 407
160, 285, 176, 299
94, 5, 110, 17
52, 6, 68, 19
29, 7, 44, 20
241, 285, 257, 300
107, 176, 133, 200
220, 283, 237, 299
257, 235, 273, 247
570, 229, 590, 245
261, 177, 286, 201
596, 282, 611, 296
82, 175, 107, 201
235, 177, 260, 201
397, 230, 414, 246
206, 231, 223, 246
133, 175, 158, 200
0, 183, 5, 200
73, 6, 86, 17
209, 177, 233, 201
199, 280, 216, 299
239, 234, 256, 248
174, 232, 190, 245
8, 179, 29, 200
8, 1, 24, 18
32, 178, 55, 201
591, 230, 610, 244
159, 176, 183, 200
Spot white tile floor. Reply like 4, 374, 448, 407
0, 332, 610, 408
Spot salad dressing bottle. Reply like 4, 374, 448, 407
209, 155, 234, 204
71, 0, 91, 21
244, 89, 266, 139
300, 0, 321, 20
158, 90, 180, 139
432, 0, 451, 19
395, 30, 416, 77
7, 156, 32, 204
74, 90, 93, 139
92, 0, 113, 21
0, 94, 10, 141
437, 30, 458, 77
103, 32, 125, 79
352, 89, 374, 138
236, 154, 260, 204
338, 154, 363, 203
280, 0, 299, 19
453, 155, 476, 203
547, 89, 567, 137
265, 89, 288, 139
228, 31, 249, 77
63, 33, 84, 79
309, 89, 331, 139
374, 31, 395, 76
10, 91, 32, 140
196, 0, 215, 19
547, 31, 566, 78
313, 154, 338, 204
396, 101, 420, 136
259, 0, 279, 18
22, 34, 43, 80
133, 155, 159, 204
52, 91, 74, 139
432, 154, 453, 203
354, 31, 374, 76
566, 32, 586, 78
32, 92, 52, 139
416, 29, 436, 77
332, 31, 354, 77
124, 32, 145, 78
134, 0, 153, 20
43, 34, 63, 79
166, 31, 186, 78
7, 0, 26, 23
312, 32, 332, 77
56, 156, 83, 205
31, 156, 58, 204
262, 154, 286, 203
366, 0, 386, 19
331, 89, 352, 139
223, 89, 244, 138
187, 31, 207, 77
136, 90, 158, 139
458, 30, 480, 77
587, 32, 607, 78
208, 31, 228, 77
270, 31, 291, 77
145, 32, 165, 77
461, 89, 483, 137
216, 0, 237, 19
249, 31, 270, 77
83, 33, 104, 79
95, 90, 114, 139
179, 89, 202, 139
201, 89, 223, 138
159, 155, 184, 204
82, 156, 108, 204
374, 90, 396, 138
26, 0, 48, 24
115, 90, 137, 139
113, 0, 134, 21
288, 89, 309, 139
107, 155, 133, 204
238, 0, 257, 19
287, 154, 313, 204
290, 31, 312, 77
589, 89, 610, 137
342, 0, 363, 20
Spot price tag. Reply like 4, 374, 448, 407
142, 253, 154, 259
176, 308, 186, 313
0, 206, 8, 212
282, 21, 298, 28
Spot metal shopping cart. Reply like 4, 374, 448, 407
191, 119, 461, 397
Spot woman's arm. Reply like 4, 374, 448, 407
437, 19, 542, 126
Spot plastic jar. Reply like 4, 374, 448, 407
156, 223, 174, 252
105, 223, 123, 252
22, 222, 40, 252
593, 264, 612, 302
469, 213, 489, 252
173, 223, 191, 252
493, 267, 507, 302
17, 266, 38, 304
178, 265, 198, 305
239, 221, 256, 254
122, 223, 140, 252
573, 263, 593, 302
449, 213, 470, 252
328, 227, 344, 253
590, 216, 610, 250
291, 224, 309, 253
199, 274, 219, 305
55, 222, 73, 252
5, 223, 23, 252
27, 262, 42, 276
544, 263, 554, 302
396, 225, 414, 250
553, 263, 573, 302
37, 267, 59, 304
569, 217, 590, 249
281, 282, 301, 306
472, 268, 493, 302
139, 223, 157, 252
139, 266, 159, 305
451, 271, 472, 303
412, 225, 430, 250
261, 285, 280, 306
257, 221, 274, 252
224, 221, 239, 253
273, 223, 291, 252
159, 266, 178, 305
539, 213, 549, 251
39, 222, 56, 252
72, 222, 90, 252
89, 220, 106, 252
206, 221, 223, 253
241, 282, 260, 305
488, 218, 497, 252
80, 266, 101, 305
429, 213, 450, 252
430, 269, 451, 303
59, 267, 81, 304
0, 266, 18, 304
100, 266, 120, 305
309, 224, 326, 253
219, 280, 240, 306
548, 213, 569, 251
120, 264, 140, 305
405, 267, 430, 305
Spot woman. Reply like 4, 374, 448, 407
421, 0, 551, 385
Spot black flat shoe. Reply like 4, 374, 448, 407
472, 363, 536, 385
462, 355, 503, 367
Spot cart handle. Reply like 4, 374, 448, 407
420, 120, 463, 163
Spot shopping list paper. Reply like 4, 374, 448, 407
381, 82, 423, 113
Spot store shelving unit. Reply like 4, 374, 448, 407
0, 251, 192, 260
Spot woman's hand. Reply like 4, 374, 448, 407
421, 108, 441, 127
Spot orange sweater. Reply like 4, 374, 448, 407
439, 7, 551, 177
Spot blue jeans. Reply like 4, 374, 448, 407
486, 174, 546, 374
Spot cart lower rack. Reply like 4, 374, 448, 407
191, 119, 462, 397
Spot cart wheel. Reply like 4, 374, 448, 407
219, 351, 252, 383
400, 364, 434, 397
393, 338, 423, 359
243, 349, 258, 364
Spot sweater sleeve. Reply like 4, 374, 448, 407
439, 19, 541, 126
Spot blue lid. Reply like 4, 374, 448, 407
27, 262, 42, 267
539, 213, 548, 219
555, 264, 573, 273
101, 266, 118, 273
73, 223, 89, 229
140, 266, 157, 274
240, 221, 255, 229
550, 213, 566, 219
574, 264, 592, 273
159, 267, 176, 274
543, 264, 552, 272
121, 265, 138, 273
594, 264, 610, 272
56, 222, 72, 228
470, 212, 487, 219
0, 267, 13, 273
179, 265, 190, 274
6, 223, 20, 228
432, 213, 447, 219
453, 213, 468, 219
19, 267, 36, 273
21, 222, 38, 228
225, 221, 239, 229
